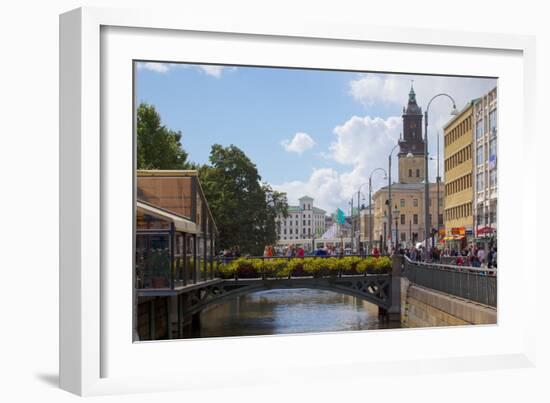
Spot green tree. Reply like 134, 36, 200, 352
198, 144, 288, 255
136, 102, 189, 169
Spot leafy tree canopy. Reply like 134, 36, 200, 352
136, 102, 288, 256
137, 103, 189, 169
198, 145, 288, 256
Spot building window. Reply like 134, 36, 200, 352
290, 229, 293, 234
476, 120, 483, 139
303, 220, 306, 226
490, 169, 497, 187
416, 169, 420, 177
489, 139, 497, 159
400, 232, 406, 242
408, 169, 412, 177
476, 172, 484, 190
400, 199, 405, 207
413, 199, 418, 207
476, 146, 483, 165
303, 228, 306, 234
413, 214, 418, 225
400, 214, 405, 225
489, 109, 497, 134
438, 214, 443, 225
284, 229, 287, 235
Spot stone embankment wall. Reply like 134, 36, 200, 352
401, 277, 497, 328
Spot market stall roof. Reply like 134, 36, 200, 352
137, 200, 198, 234
477, 226, 496, 235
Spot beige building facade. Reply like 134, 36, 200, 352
443, 102, 475, 243
372, 183, 442, 248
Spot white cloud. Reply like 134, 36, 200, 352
273, 74, 496, 214
198, 65, 226, 78
137, 62, 174, 74
137, 62, 236, 78
274, 116, 399, 213
281, 132, 316, 154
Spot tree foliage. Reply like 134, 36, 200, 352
198, 145, 288, 256
136, 102, 287, 256
136, 103, 189, 169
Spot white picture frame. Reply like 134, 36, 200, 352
60, 6, 537, 396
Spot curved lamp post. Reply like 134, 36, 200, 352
424, 93, 458, 259
355, 182, 369, 254
388, 143, 413, 252
368, 167, 387, 254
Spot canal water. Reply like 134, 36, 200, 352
195, 288, 401, 338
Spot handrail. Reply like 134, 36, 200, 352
403, 255, 497, 275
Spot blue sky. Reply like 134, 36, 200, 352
136, 62, 496, 213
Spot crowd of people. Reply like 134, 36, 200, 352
221, 243, 497, 269
399, 244, 497, 268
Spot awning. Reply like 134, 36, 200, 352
477, 226, 495, 235
137, 200, 199, 234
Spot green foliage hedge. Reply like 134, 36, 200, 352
218, 256, 392, 279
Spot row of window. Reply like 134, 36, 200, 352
475, 201, 497, 225
476, 169, 497, 190
445, 144, 472, 172
475, 140, 497, 166
408, 168, 421, 178
475, 109, 497, 140
399, 198, 418, 208
445, 116, 472, 148
445, 173, 472, 197
445, 202, 472, 221
280, 227, 313, 235
396, 213, 444, 226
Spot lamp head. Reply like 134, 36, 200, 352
450, 105, 459, 116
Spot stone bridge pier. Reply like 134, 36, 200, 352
377, 254, 402, 322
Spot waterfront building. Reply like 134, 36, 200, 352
276, 195, 327, 243
443, 101, 475, 248
472, 86, 498, 247
135, 169, 218, 340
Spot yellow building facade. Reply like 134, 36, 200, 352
443, 102, 474, 243
372, 183, 443, 248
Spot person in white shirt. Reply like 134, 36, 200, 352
477, 248, 486, 266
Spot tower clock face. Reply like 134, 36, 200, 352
410, 122, 416, 129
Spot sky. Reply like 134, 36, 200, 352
136, 62, 496, 214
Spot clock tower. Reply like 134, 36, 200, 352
398, 85, 425, 183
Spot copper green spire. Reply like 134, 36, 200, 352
408, 81, 416, 103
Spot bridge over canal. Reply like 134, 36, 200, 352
135, 255, 497, 340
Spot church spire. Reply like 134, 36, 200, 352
405, 81, 421, 115
408, 82, 416, 103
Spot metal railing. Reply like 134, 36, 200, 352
403, 256, 497, 307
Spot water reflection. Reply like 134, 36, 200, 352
196, 288, 400, 338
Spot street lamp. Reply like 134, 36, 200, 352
368, 167, 387, 255
424, 93, 458, 259
393, 205, 400, 251
356, 182, 370, 255
388, 143, 413, 253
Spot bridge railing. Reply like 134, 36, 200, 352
403, 256, 497, 308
